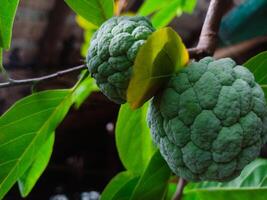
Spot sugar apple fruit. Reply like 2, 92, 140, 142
86, 16, 155, 104
148, 57, 267, 182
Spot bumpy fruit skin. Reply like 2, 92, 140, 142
148, 57, 267, 182
86, 16, 155, 104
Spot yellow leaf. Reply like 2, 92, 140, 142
75, 15, 98, 30
127, 27, 189, 109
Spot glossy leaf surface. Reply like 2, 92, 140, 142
130, 150, 171, 200
0, 0, 19, 49
0, 90, 72, 199
116, 103, 155, 174
184, 159, 267, 200
65, 0, 114, 27
18, 133, 55, 197
127, 27, 189, 109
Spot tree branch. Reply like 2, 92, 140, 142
172, 178, 187, 200
214, 36, 267, 60
0, 64, 86, 88
188, 0, 232, 59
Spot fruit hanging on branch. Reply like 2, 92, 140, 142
86, 15, 267, 183
86, 16, 155, 104
148, 57, 267, 181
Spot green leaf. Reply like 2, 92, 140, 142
165, 182, 178, 200
151, 0, 183, 28
0, 0, 20, 49
127, 27, 189, 109
101, 172, 139, 200
183, 159, 267, 200
243, 51, 267, 99
138, 0, 197, 28
76, 15, 98, 30
112, 177, 140, 200
0, 89, 73, 199
138, 0, 167, 16
182, 0, 197, 13
130, 150, 172, 200
17, 133, 55, 197
65, 0, 114, 27
244, 51, 267, 84
115, 103, 155, 174
72, 75, 99, 109
138, 0, 196, 16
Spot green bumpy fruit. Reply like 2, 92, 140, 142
148, 57, 267, 182
86, 16, 155, 104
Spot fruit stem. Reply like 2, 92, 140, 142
172, 178, 187, 200
188, 0, 233, 59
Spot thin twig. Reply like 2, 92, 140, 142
188, 0, 232, 59
214, 36, 267, 59
172, 178, 187, 200
0, 64, 86, 88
